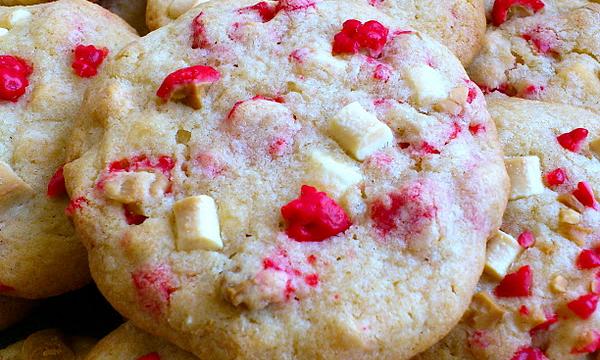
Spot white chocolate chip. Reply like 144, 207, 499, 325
0, 28, 8, 36
559, 207, 582, 225
504, 156, 544, 200
329, 102, 394, 161
467, 292, 506, 328
406, 65, 452, 106
305, 150, 362, 200
484, 230, 523, 280
174, 195, 223, 251
8, 9, 31, 26
550, 275, 568, 294
168, 0, 208, 18
0, 160, 33, 210
590, 137, 600, 159
103, 171, 162, 204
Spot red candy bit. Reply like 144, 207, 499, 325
124, 205, 148, 225
567, 293, 599, 319
544, 168, 567, 187
557, 128, 588, 152
237, 1, 279, 22
71, 45, 109, 78
304, 273, 319, 287
47, 165, 67, 198
517, 231, 535, 248
132, 264, 177, 316
277, 0, 316, 11
191, 12, 208, 49
332, 19, 389, 58
519, 305, 530, 315
306, 254, 317, 265
572, 330, 600, 354
469, 123, 486, 135
156, 65, 220, 107
281, 185, 352, 242
577, 248, 600, 269
108, 155, 175, 179
137, 353, 160, 360
370, 181, 437, 238
529, 310, 558, 335
520, 84, 545, 98
572, 181, 599, 210
521, 27, 559, 55
0, 55, 33, 77
0, 55, 33, 102
510, 346, 548, 360
65, 196, 88, 216
373, 63, 391, 81
491, 0, 545, 27
494, 265, 533, 298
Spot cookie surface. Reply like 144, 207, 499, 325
64, 0, 508, 358
0, 0, 137, 299
85, 322, 197, 360
0, 329, 96, 360
416, 96, 600, 360
0, 296, 35, 331
146, 0, 486, 65
468, 1, 600, 113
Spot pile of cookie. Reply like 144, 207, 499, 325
0, 0, 598, 359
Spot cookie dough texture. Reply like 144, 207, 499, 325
469, 2, 600, 113
64, 0, 508, 358
146, 0, 486, 65
0, 0, 138, 298
0, 296, 35, 331
85, 322, 197, 360
0, 329, 96, 360
416, 96, 600, 360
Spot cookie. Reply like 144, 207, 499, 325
64, 0, 509, 358
0, 296, 35, 331
0, 329, 96, 360
0, 0, 138, 299
146, 0, 486, 65
416, 96, 600, 360
0, 0, 44, 5
468, 1, 600, 113
85, 322, 197, 360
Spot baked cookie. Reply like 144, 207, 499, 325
146, 0, 486, 65
0, 0, 44, 5
0, 0, 138, 299
85, 322, 197, 360
416, 96, 600, 360
64, 0, 509, 358
0, 329, 96, 360
468, 1, 600, 113
0, 296, 35, 331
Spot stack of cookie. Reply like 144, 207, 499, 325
0, 0, 597, 359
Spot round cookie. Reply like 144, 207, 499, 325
64, 0, 509, 358
146, 0, 486, 65
0, 0, 138, 299
85, 322, 197, 360
416, 96, 600, 360
468, 1, 600, 113
0, 296, 36, 331
0, 329, 96, 360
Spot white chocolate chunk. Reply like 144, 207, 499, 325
329, 102, 394, 161
406, 65, 452, 106
168, 0, 208, 18
8, 9, 31, 26
505, 156, 544, 200
305, 150, 362, 200
174, 195, 223, 251
590, 137, 600, 159
559, 208, 581, 225
0, 160, 33, 209
485, 230, 523, 280
103, 171, 160, 204
0, 28, 8, 37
